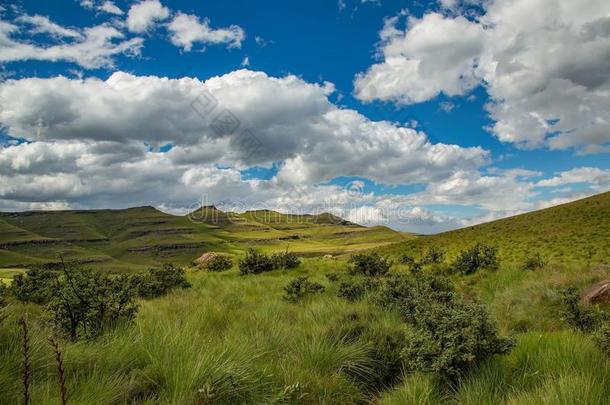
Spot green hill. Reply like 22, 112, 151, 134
382, 191, 610, 265
0, 205, 408, 270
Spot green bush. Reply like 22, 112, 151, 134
338, 278, 380, 302
206, 255, 233, 272
283, 276, 325, 302
271, 250, 301, 269
338, 281, 365, 302
421, 246, 445, 265
325, 272, 340, 282
10, 267, 58, 304
349, 252, 391, 277
133, 264, 191, 298
453, 243, 499, 275
559, 287, 601, 332
374, 274, 513, 381
48, 269, 138, 340
402, 300, 513, 381
238, 249, 275, 275
522, 252, 546, 270
400, 255, 416, 266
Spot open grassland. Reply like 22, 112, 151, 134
381, 191, 610, 265
2, 254, 610, 404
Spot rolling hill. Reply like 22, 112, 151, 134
0, 205, 409, 270
382, 191, 610, 265
1, 191, 608, 271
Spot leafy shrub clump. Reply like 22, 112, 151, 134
452, 243, 499, 275
349, 252, 391, 277
49, 269, 138, 340
11, 267, 58, 304
10, 262, 191, 340
325, 272, 340, 282
338, 281, 365, 302
421, 246, 445, 265
337, 279, 380, 302
374, 273, 513, 381
522, 252, 546, 270
238, 249, 276, 275
271, 250, 301, 269
206, 255, 233, 272
239, 249, 302, 274
283, 276, 325, 302
133, 264, 191, 298
558, 287, 602, 332
400, 254, 416, 266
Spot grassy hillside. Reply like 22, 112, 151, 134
0, 206, 408, 270
382, 191, 610, 265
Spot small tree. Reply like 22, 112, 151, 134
49, 267, 138, 340
349, 252, 391, 277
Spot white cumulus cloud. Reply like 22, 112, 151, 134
126, 0, 170, 33
168, 12, 245, 51
355, 0, 610, 153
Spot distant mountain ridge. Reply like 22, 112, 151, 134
0, 205, 408, 270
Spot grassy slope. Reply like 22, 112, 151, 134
0, 206, 409, 270
381, 191, 610, 265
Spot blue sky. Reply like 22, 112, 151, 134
0, 0, 609, 233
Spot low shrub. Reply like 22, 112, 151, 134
206, 255, 233, 272
400, 255, 416, 266
421, 246, 445, 265
271, 250, 301, 269
238, 249, 275, 275
283, 276, 325, 302
338, 279, 381, 302
374, 273, 513, 381
349, 252, 391, 277
133, 264, 191, 298
522, 252, 546, 270
325, 272, 340, 282
559, 287, 601, 332
453, 243, 499, 275
10, 267, 58, 304
338, 281, 365, 302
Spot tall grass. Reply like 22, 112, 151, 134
1, 258, 609, 404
